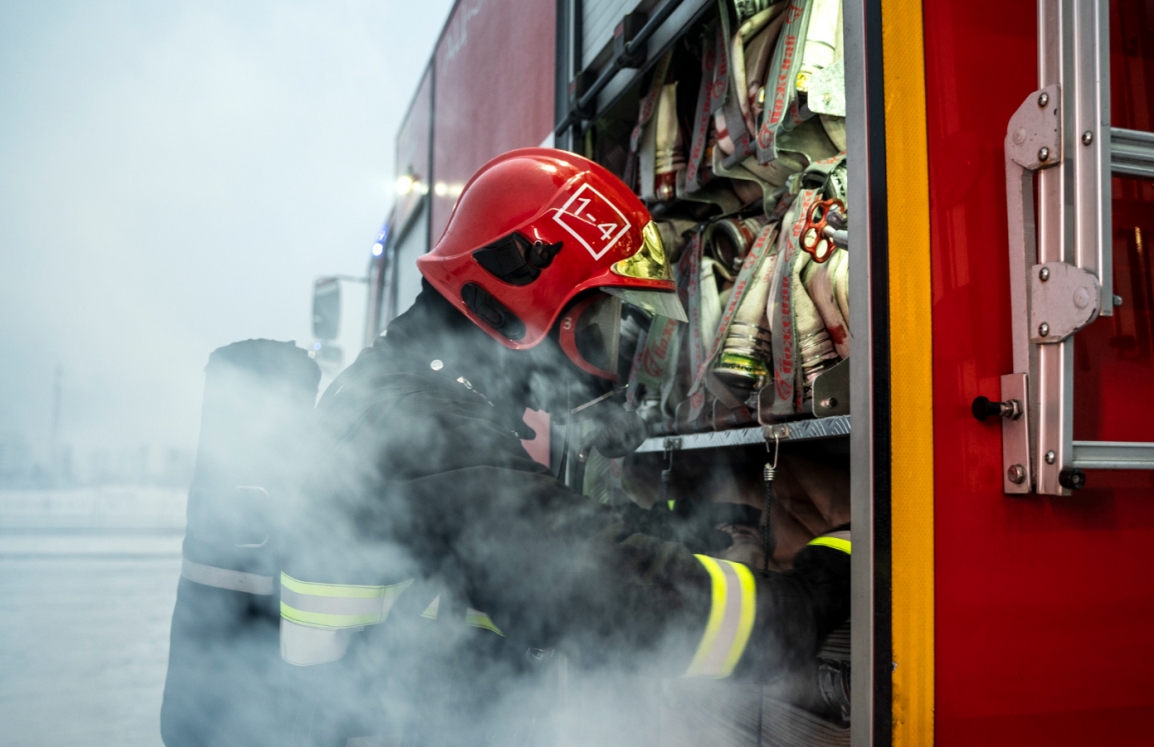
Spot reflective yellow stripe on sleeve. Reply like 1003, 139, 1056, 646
280, 572, 413, 630
684, 555, 756, 679
808, 531, 852, 555
465, 608, 504, 637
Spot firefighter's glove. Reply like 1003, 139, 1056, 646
617, 502, 734, 554
581, 403, 649, 459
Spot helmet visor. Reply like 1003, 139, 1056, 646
558, 294, 622, 381
612, 221, 673, 282
603, 287, 688, 323
607, 220, 687, 322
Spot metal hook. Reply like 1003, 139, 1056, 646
761, 431, 780, 466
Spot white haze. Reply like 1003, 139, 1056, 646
0, 0, 452, 479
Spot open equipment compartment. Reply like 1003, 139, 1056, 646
555, 1, 857, 743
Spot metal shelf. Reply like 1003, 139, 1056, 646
634, 415, 851, 453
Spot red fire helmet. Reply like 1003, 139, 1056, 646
416, 148, 686, 365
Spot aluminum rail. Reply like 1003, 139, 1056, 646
1072, 441, 1154, 470
1111, 127, 1154, 180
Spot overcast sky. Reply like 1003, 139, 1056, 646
0, 0, 453, 468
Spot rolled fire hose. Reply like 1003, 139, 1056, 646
802, 248, 850, 360
793, 252, 840, 393
653, 83, 685, 202
731, 3, 787, 136
714, 248, 778, 393
796, 0, 842, 95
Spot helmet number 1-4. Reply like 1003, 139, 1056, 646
552, 184, 632, 261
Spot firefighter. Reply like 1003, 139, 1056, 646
279, 148, 850, 745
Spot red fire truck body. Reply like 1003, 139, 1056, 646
352, 0, 1154, 744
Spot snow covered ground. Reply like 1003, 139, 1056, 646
0, 487, 185, 747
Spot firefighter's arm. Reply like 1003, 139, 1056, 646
391, 395, 850, 680
432, 460, 849, 682
601, 528, 851, 681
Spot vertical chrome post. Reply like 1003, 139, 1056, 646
845, 0, 878, 743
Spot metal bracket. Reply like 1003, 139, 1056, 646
1029, 261, 1101, 343
813, 358, 851, 416
1000, 373, 1031, 494
1005, 85, 1062, 376
1006, 84, 1062, 171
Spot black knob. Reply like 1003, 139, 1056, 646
1059, 468, 1087, 491
971, 396, 1002, 421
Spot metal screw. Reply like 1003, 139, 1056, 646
1007, 464, 1026, 484
430, 359, 443, 371
1039, 267, 1050, 281
1038, 92, 1049, 107
1038, 322, 1050, 337
1113, 294, 1124, 307
1082, 130, 1093, 145
1045, 450, 1057, 465
1038, 146, 1051, 162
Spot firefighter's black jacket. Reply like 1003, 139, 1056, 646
281, 285, 850, 744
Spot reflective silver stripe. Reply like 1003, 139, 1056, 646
181, 557, 273, 595
279, 573, 412, 629
281, 586, 396, 617
685, 556, 757, 679
280, 618, 356, 666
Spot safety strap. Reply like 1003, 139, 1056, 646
656, 234, 699, 430
808, 530, 851, 555
681, 232, 714, 427
684, 555, 757, 679
180, 557, 274, 595
756, 0, 814, 164
769, 189, 818, 416
685, 25, 723, 192
713, 0, 753, 161
280, 572, 413, 630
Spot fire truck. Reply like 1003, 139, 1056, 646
310, 0, 1154, 743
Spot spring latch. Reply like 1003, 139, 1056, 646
762, 433, 780, 570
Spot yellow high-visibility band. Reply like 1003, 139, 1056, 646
279, 603, 382, 630
684, 555, 756, 679
279, 572, 412, 630
280, 572, 401, 599
808, 536, 852, 555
